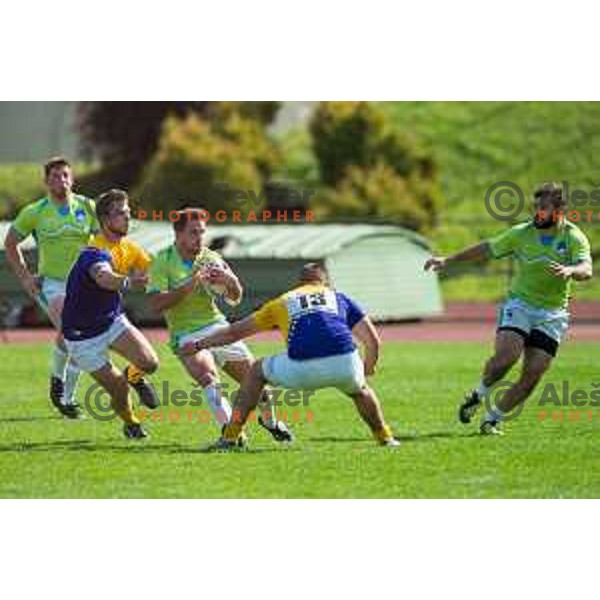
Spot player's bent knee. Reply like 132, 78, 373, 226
133, 346, 159, 374
141, 355, 159, 375
196, 370, 218, 388
349, 385, 370, 401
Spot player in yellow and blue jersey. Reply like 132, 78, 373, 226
181, 262, 399, 450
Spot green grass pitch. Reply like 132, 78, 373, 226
1, 339, 599, 498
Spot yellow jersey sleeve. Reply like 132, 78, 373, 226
130, 241, 152, 272
253, 295, 290, 337
89, 234, 152, 275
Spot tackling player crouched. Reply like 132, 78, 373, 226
181, 263, 399, 451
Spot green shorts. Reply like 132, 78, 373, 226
171, 320, 252, 367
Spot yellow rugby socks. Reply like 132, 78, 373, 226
223, 421, 244, 442
126, 364, 146, 384
114, 393, 140, 425
373, 423, 394, 445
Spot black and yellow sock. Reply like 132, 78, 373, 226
223, 422, 244, 442
126, 364, 146, 384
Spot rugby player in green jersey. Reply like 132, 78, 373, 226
148, 209, 293, 443
425, 183, 593, 435
5, 158, 97, 418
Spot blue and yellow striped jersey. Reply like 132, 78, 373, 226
253, 284, 365, 359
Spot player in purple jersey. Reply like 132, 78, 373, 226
62, 190, 159, 439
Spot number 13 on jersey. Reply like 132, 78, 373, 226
287, 289, 338, 317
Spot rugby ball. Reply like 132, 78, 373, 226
200, 262, 227, 295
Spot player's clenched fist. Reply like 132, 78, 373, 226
201, 265, 228, 286
547, 261, 573, 280
424, 256, 447, 272
129, 271, 149, 290
179, 339, 209, 356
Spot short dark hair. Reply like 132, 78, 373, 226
534, 182, 566, 209
44, 156, 71, 179
173, 207, 208, 233
95, 189, 129, 222
299, 262, 328, 285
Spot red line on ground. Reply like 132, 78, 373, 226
3, 322, 600, 344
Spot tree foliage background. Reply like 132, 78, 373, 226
309, 101, 442, 230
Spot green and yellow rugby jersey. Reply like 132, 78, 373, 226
488, 221, 592, 310
148, 244, 229, 344
11, 194, 98, 280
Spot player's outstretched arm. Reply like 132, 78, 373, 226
179, 316, 261, 356
4, 227, 40, 297
352, 316, 380, 376
92, 263, 147, 292
424, 241, 490, 273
